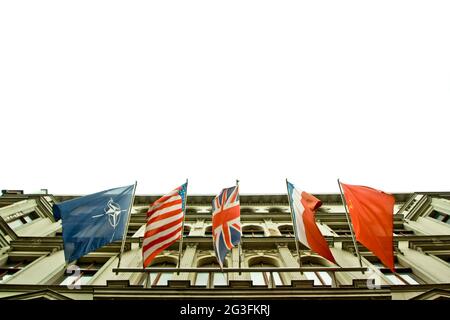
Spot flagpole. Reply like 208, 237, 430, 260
236, 179, 242, 276
116, 181, 137, 275
337, 179, 364, 271
177, 179, 188, 275
285, 179, 303, 273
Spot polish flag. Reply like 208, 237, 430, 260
287, 181, 336, 263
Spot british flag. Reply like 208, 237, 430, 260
212, 185, 241, 268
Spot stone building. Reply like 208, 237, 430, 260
0, 189, 449, 300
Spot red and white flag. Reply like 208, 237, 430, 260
142, 182, 187, 268
287, 180, 336, 263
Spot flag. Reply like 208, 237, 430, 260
53, 184, 135, 263
212, 185, 241, 268
340, 182, 395, 272
286, 181, 336, 263
142, 182, 187, 268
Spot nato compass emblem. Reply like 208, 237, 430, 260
92, 198, 127, 240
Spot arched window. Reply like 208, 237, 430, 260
242, 225, 265, 237
183, 225, 191, 236
204, 225, 213, 236
301, 256, 334, 286
268, 207, 283, 214
143, 259, 177, 287
279, 225, 294, 237
195, 257, 227, 288
186, 208, 197, 215
240, 208, 254, 214
248, 257, 283, 287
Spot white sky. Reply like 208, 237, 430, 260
1, 1, 449, 196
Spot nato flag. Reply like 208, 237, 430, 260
53, 184, 135, 263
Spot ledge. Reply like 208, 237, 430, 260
167, 280, 191, 288
106, 280, 131, 288
291, 280, 315, 288
228, 280, 253, 288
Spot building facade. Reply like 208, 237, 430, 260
0, 189, 449, 300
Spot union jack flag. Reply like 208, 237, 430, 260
212, 185, 241, 268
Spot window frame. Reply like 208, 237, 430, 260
428, 210, 450, 224
301, 260, 334, 286
248, 262, 283, 288
366, 256, 424, 285
194, 261, 228, 288
143, 261, 177, 287
5, 211, 40, 230
242, 225, 265, 237
0, 253, 44, 284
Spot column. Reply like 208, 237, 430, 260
276, 243, 304, 282
173, 243, 197, 281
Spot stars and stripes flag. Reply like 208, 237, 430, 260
286, 180, 336, 263
212, 185, 241, 268
142, 182, 188, 268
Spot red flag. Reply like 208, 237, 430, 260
341, 182, 395, 272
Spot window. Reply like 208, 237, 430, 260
242, 225, 265, 237
302, 260, 333, 286
304, 271, 333, 286
0, 262, 25, 283
58, 260, 105, 287
126, 226, 141, 237
370, 259, 423, 285
204, 226, 213, 236
429, 210, 450, 224
268, 208, 283, 214
332, 228, 353, 236
0, 255, 40, 283
279, 225, 294, 237
183, 226, 191, 236
431, 253, 450, 265
393, 228, 415, 236
186, 208, 197, 215
329, 225, 353, 236
145, 261, 176, 287
240, 208, 255, 214
5, 211, 39, 230
248, 261, 283, 287
194, 261, 227, 288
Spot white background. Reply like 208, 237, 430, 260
1, 1, 449, 196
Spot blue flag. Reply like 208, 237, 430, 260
53, 184, 135, 263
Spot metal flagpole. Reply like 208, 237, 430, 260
337, 179, 364, 271
116, 181, 138, 275
236, 179, 243, 276
177, 179, 188, 275
285, 179, 303, 273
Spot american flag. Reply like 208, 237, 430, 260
212, 185, 241, 268
142, 183, 187, 268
